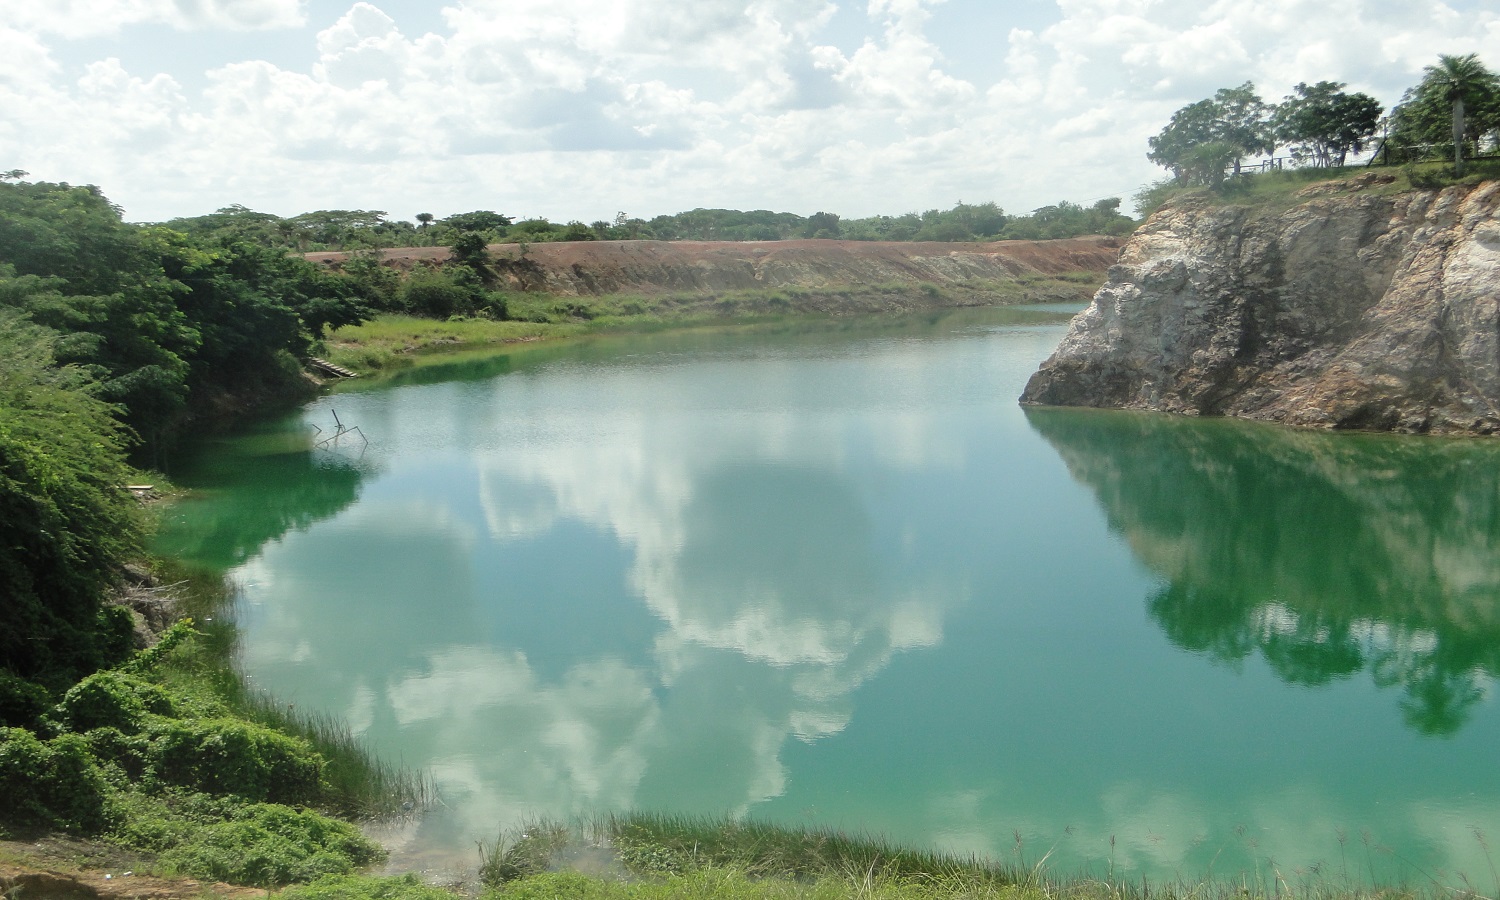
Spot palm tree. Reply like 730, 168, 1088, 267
1422, 54, 1500, 177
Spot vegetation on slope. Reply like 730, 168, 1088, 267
0, 173, 369, 459
163, 198, 1138, 254
0, 176, 422, 887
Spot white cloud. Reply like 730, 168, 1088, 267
11, 0, 305, 38
4, 0, 1500, 220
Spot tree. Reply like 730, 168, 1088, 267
1394, 54, 1500, 176
415, 212, 434, 231
0, 310, 140, 688
1274, 81, 1383, 167
1148, 83, 1275, 184
440, 210, 512, 233
447, 230, 491, 275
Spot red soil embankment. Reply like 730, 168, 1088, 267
307, 237, 1122, 297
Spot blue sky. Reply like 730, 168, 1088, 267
3, 0, 1497, 224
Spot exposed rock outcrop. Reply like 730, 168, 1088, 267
1021, 178, 1500, 434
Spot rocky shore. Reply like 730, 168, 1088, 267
1022, 176, 1500, 435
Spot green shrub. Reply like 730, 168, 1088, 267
281, 873, 459, 900
51, 670, 176, 734
0, 672, 50, 727
400, 271, 480, 318
82, 726, 151, 779
160, 803, 385, 887
0, 727, 112, 833
146, 717, 323, 804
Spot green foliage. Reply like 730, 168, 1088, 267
0, 728, 113, 833
0, 672, 51, 728
0, 311, 142, 688
442, 210, 513, 234
117, 619, 200, 676
282, 873, 460, 900
480, 815, 1024, 895
146, 717, 324, 804
1149, 83, 1275, 184
0, 178, 369, 452
158, 802, 384, 887
401, 268, 486, 318
1389, 53, 1500, 175
996, 199, 1135, 240
446, 231, 492, 276
51, 671, 176, 734
1273, 81, 1382, 167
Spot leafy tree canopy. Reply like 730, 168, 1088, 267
1390, 53, 1500, 174
1274, 81, 1383, 167
1148, 82, 1275, 185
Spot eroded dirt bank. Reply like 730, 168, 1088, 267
307, 237, 1122, 297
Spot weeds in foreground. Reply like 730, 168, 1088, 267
472, 815, 1500, 900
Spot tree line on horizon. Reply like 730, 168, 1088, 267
1147, 53, 1500, 187
158, 197, 1138, 255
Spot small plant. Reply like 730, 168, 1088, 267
478, 820, 575, 884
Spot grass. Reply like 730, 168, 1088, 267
1141, 159, 1500, 219
323, 273, 1102, 375
143, 562, 433, 820
467, 814, 1495, 900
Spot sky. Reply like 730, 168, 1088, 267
2, 0, 1498, 225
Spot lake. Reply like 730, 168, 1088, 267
154, 307, 1500, 886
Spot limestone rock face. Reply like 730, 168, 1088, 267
1021, 179, 1500, 434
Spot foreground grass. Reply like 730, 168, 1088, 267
467, 815, 1476, 900
323, 273, 1101, 375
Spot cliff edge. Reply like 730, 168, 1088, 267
1021, 176, 1500, 434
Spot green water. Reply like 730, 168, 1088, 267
155, 309, 1500, 886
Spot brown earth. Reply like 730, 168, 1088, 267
0, 839, 266, 900
306, 237, 1122, 297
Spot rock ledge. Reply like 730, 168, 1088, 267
1021, 180, 1500, 434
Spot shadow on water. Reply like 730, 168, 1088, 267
1025, 406, 1500, 736
154, 418, 374, 571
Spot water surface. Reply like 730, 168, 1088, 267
156, 310, 1500, 885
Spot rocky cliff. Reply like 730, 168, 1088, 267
1021, 176, 1500, 434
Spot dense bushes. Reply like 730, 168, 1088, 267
158, 804, 383, 885
148, 718, 323, 804
0, 632, 386, 886
0, 312, 142, 690
0, 728, 113, 833
0, 177, 369, 454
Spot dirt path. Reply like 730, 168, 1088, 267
0, 839, 266, 900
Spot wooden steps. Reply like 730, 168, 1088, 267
307, 357, 358, 378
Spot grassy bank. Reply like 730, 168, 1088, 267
1138, 159, 1500, 218
0, 565, 430, 888
267, 813, 1467, 900
321, 273, 1101, 375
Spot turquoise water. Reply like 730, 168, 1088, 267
156, 309, 1500, 885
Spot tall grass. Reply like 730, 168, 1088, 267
146, 560, 433, 820
237, 693, 435, 820
475, 815, 1500, 900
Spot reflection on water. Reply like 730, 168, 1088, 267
155, 423, 374, 569
1026, 407, 1500, 736
155, 312, 1500, 883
